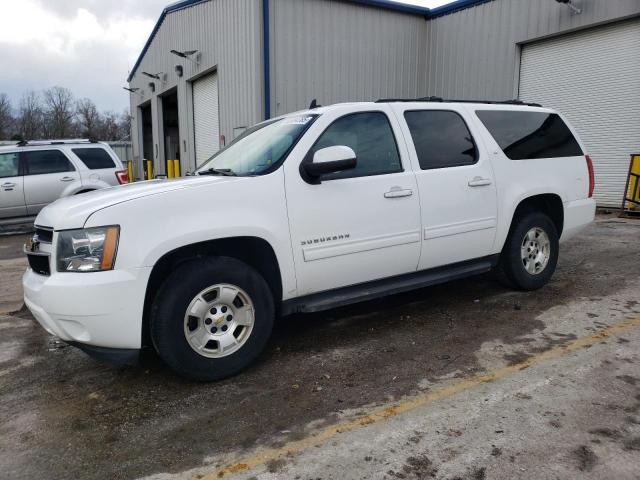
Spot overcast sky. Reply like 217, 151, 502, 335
0, 0, 450, 113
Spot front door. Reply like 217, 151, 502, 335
0, 151, 26, 218
284, 106, 422, 296
394, 104, 498, 270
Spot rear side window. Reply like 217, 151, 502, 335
23, 150, 75, 175
476, 110, 583, 160
73, 148, 116, 169
0, 153, 19, 178
404, 110, 477, 170
309, 112, 402, 180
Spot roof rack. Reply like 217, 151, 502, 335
16, 139, 95, 147
375, 97, 542, 107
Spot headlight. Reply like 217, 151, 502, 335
57, 226, 120, 272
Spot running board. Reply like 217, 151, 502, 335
281, 255, 499, 315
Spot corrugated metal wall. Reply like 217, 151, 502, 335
269, 0, 429, 116
424, 0, 640, 100
129, 0, 264, 175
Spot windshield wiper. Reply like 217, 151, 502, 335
198, 168, 237, 176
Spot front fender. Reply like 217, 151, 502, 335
83, 171, 298, 299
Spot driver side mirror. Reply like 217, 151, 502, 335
303, 145, 357, 181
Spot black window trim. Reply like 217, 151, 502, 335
300, 110, 404, 184
0, 151, 23, 178
21, 149, 76, 176
403, 108, 479, 171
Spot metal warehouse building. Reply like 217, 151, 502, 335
127, 0, 640, 206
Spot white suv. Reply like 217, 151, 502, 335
0, 139, 128, 220
23, 100, 596, 380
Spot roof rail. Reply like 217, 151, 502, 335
15, 139, 95, 147
375, 97, 542, 107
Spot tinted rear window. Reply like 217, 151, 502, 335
73, 148, 116, 169
23, 150, 75, 175
404, 110, 477, 170
476, 111, 583, 160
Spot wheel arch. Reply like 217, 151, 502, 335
501, 193, 564, 251
141, 236, 283, 347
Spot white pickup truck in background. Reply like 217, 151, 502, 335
23, 100, 596, 381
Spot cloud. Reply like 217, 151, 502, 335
0, 0, 161, 112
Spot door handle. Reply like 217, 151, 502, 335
384, 187, 413, 199
468, 176, 492, 187
60, 176, 74, 182
2, 182, 16, 188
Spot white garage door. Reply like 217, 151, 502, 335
519, 19, 640, 207
193, 72, 220, 167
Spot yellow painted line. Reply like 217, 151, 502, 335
200, 315, 640, 479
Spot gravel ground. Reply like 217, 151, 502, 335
0, 215, 639, 480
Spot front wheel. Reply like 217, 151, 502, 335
150, 256, 274, 381
496, 212, 559, 291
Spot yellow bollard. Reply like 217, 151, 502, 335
146, 160, 153, 180
127, 160, 134, 183
167, 159, 175, 179
173, 159, 181, 177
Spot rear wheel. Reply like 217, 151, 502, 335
496, 211, 559, 291
150, 256, 274, 381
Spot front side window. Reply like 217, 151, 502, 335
73, 148, 116, 169
476, 110, 583, 160
0, 153, 19, 178
196, 114, 318, 176
308, 112, 402, 180
23, 150, 75, 175
404, 110, 477, 170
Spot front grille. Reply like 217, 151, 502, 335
27, 254, 51, 276
34, 226, 53, 243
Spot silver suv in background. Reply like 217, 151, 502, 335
0, 139, 128, 220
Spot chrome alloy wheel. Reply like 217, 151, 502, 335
183, 283, 255, 358
521, 227, 551, 275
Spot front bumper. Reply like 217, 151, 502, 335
23, 266, 152, 350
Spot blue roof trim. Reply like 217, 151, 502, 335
126, 0, 494, 83
429, 0, 492, 18
345, 0, 429, 16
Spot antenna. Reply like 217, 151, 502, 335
309, 99, 321, 109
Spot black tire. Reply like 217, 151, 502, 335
150, 256, 274, 381
496, 211, 559, 291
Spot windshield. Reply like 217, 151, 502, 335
196, 114, 318, 176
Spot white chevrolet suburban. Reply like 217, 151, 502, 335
23, 100, 596, 381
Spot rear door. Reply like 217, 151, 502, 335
70, 146, 119, 186
22, 149, 80, 214
0, 151, 26, 218
393, 104, 498, 270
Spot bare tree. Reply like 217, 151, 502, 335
76, 98, 101, 139
118, 110, 132, 140
0, 94, 13, 140
98, 111, 121, 141
43, 86, 76, 138
18, 91, 44, 140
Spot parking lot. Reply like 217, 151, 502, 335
1, 215, 639, 480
